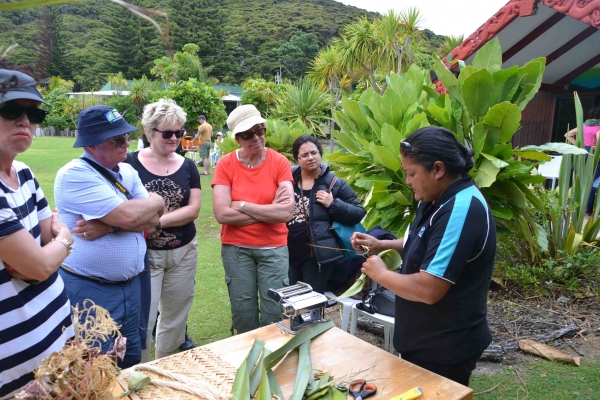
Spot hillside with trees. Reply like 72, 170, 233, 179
0, 0, 444, 90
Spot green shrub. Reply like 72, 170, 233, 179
496, 247, 600, 295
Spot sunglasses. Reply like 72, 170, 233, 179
400, 140, 431, 158
153, 128, 186, 139
0, 104, 48, 124
237, 125, 266, 141
106, 133, 131, 148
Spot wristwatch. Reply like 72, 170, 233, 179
112, 226, 122, 233
239, 201, 246, 213
52, 237, 72, 255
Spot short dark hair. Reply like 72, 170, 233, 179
292, 135, 323, 162
403, 126, 474, 177
588, 106, 600, 120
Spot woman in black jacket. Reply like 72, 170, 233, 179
287, 135, 366, 293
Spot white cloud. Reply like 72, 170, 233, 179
336, 0, 510, 37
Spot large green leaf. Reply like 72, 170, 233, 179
462, 69, 493, 119
380, 88, 404, 130
483, 101, 521, 142
472, 122, 488, 161
490, 65, 519, 105
432, 54, 464, 103
366, 116, 382, 142
359, 87, 376, 105
404, 112, 429, 138
512, 150, 551, 161
481, 153, 509, 168
380, 123, 402, 159
474, 158, 500, 188
483, 126, 501, 154
512, 178, 543, 212
355, 173, 393, 189
491, 144, 514, 161
457, 65, 478, 91
405, 64, 425, 94
331, 127, 361, 154
493, 180, 527, 209
332, 110, 357, 136
369, 143, 401, 171
342, 97, 370, 133
520, 143, 588, 155
472, 37, 502, 73
369, 94, 385, 127
392, 190, 413, 206
427, 103, 452, 129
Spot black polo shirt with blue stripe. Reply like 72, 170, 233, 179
394, 176, 496, 364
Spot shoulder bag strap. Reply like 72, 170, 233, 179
80, 157, 133, 200
328, 176, 338, 196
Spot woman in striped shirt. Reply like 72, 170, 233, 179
0, 69, 74, 399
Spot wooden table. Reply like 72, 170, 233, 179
203, 324, 473, 400
113, 324, 472, 399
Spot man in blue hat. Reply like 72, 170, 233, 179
54, 105, 165, 367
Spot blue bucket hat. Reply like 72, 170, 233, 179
0, 69, 47, 105
74, 105, 137, 148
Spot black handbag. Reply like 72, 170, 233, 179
357, 286, 396, 317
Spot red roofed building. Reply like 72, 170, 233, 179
440, 0, 600, 147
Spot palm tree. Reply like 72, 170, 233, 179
396, 7, 426, 74
272, 79, 330, 137
129, 75, 158, 117
437, 35, 465, 58
337, 17, 391, 95
108, 72, 128, 95
308, 44, 353, 151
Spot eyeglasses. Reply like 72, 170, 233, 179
0, 104, 48, 124
106, 133, 131, 148
299, 150, 320, 160
153, 128, 186, 139
237, 125, 266, 141
400, 140, 431, 158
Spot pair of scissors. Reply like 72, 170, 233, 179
349, 379, 377, 400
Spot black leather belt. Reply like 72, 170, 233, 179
60, 265, 138, 284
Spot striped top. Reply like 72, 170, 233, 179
0, 161, 74, 399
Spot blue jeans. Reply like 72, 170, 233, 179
59, 270, 142, 368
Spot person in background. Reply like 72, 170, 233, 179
55, 105, 164, 368
193, 115, 212, 175
0, 69, 74, 399
212, 104, 294, 334
566, 105, 600, 215
287, 135, 366, 293
351, 126, 496, 386
127, 99, 201, 361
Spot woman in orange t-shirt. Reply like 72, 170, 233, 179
212, 105, 294, 333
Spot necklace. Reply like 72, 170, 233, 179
148, 148, 170, 173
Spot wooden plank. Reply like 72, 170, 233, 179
502, 13, 565, 63
203, 325, 473, 400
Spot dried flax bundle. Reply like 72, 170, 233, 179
15, 300, 124, 400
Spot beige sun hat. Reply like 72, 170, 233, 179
227, 104, 266, 135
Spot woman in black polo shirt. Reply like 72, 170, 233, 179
351, 126, 496, 386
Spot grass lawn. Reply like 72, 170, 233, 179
16, 137, 232, 352
16, 137, 600, 397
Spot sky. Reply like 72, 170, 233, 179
336, 0, 511, 37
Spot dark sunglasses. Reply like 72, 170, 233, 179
237, 125, 266, 141
400, 140, 431, 158
0, 104, 48, 124
153, 128, 186, 139
106, 133, 131, 148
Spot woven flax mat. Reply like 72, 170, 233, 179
118, 348, 236, 400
